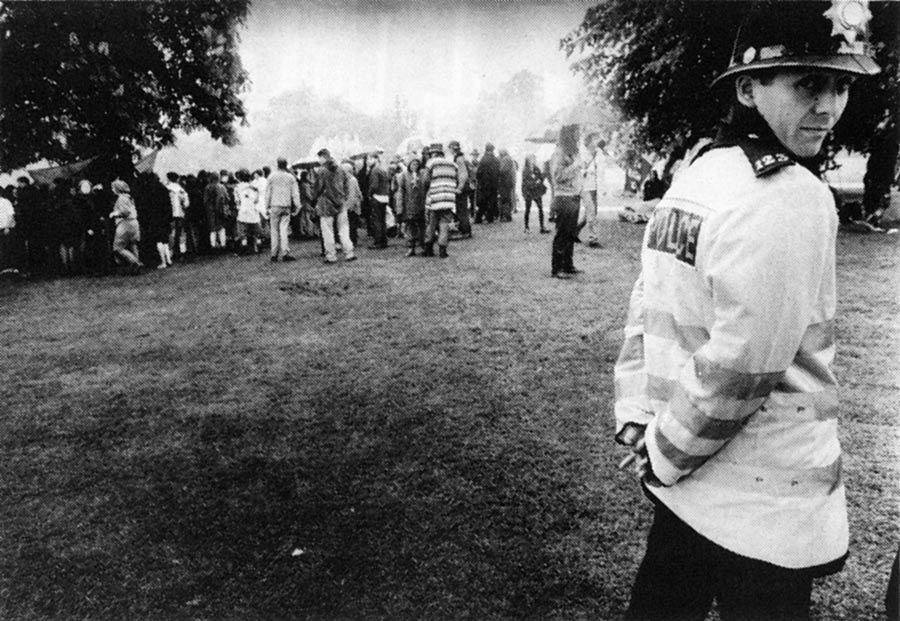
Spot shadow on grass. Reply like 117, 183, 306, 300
4, 373, 622, 619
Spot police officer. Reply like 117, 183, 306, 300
612, 2, 881, 619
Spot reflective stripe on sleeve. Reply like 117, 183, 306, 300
669, 386, 757, 440
653, 423, 711, 473
644, 308, 709, 353
693, 355, 782, 400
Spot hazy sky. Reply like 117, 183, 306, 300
154, 0, 592, 172
239, 0, 591, 119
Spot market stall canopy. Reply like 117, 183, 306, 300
291, 156, 319, 170
525, 102, 620, 144
26, 149, 158, 185
395, 135, 433, 156
28, 157, 97, 185
349, 146, 384, 160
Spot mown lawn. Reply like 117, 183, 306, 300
0, 216, 897, 620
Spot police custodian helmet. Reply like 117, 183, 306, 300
713, 0, 881, 86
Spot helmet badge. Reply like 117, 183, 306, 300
823, 0, 872, 46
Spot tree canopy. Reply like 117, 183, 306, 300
561, 1, 900, 162
0, 0, 250, 173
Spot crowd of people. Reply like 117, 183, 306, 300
0, 134, 653, 279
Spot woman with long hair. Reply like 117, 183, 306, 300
549, 124, 582, 278
521, 153, 548, 234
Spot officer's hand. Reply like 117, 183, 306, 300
629, 437, 663, 487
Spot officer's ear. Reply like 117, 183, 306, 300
735, 75, 757, 109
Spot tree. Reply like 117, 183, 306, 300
0, 0, 250, 175
562, 1, 900, 212
468, 69, 549, 151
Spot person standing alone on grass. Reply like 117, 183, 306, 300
549, 124, 582, 279
314, 148, 356, 264
613, 2, 881, 619
521, 153, 549, 234
265, 157, 301, 262
422, 143, 457, 258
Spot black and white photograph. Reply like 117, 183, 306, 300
0, 0, 898, 618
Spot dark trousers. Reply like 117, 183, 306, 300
887, 548, 899, 621
0, 230, 14, 270
370, 199, 388, 247
626, 501, 817, 621
455, 192, 471, 236
551, 195, 579, 275
499, 189, 513, 222
406, 215, 425, 249
348, 211, 360, 246
362, 199, 374, 237
477, 190, 498, 223
524, 195, 544, 230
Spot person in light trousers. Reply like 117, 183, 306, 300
265, 157, 300, 262
581, 133, 606, 248
314, 149, 356, 263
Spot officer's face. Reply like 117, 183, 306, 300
742, 71, 853, 159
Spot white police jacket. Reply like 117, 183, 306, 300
614, 140, 847, 570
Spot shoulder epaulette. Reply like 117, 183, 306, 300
735, 139, 795, 177
691, 135, 795, 178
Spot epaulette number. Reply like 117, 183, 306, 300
753, 152, 792, 176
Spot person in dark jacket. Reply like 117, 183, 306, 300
84, 182, 113, 276
314, 148, 355, 263
521, 154, 549, 233
498, 149, 517, 223
447, 140, 472, 238
55, 178, 87, 275
475, 143, 500, 223
134, 172, 173, 269
186, 172, 208, 254
357, 155, 372, 238
399, 156, 427, 256
14, 177, 42, 274
203, 173, 229, 250
367, 150, 391, 249
642, 170, 668, 201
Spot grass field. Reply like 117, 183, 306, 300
1, 215, 897, 620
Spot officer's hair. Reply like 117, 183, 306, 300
740, 70, 777, 86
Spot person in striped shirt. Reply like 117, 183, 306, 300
422, 143, 458, 259
614, 2, 881, 619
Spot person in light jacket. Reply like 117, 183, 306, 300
109, 179, 142, 273
265, 157, 301, 262
613, 3, 881, 619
